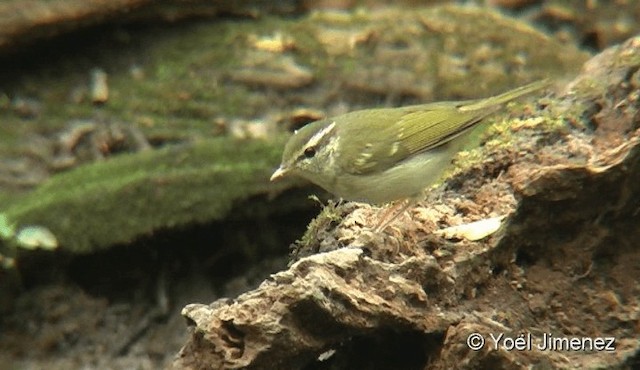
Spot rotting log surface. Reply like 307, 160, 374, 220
174, 37, 640, 370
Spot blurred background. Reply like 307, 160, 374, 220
0, 0, 637, 368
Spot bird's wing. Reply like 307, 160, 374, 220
339, 103, 491, 175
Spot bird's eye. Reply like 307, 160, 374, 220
303, 147, 316, 158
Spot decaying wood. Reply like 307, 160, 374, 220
174, 37, 640, 370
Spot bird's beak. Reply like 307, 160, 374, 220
270, 166, 289, 181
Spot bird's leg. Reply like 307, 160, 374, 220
374, 198, 416, 232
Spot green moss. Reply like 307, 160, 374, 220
445, 100, 574, 180
1, 136, 287, 254
0, 17, 296, 153
297, 199, 342, 249
1, 5, 589, 156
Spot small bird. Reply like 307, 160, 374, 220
271, 80, 549, 227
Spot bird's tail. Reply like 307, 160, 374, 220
460, 79, 551, 112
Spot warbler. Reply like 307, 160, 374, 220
271, 80, 549, 208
